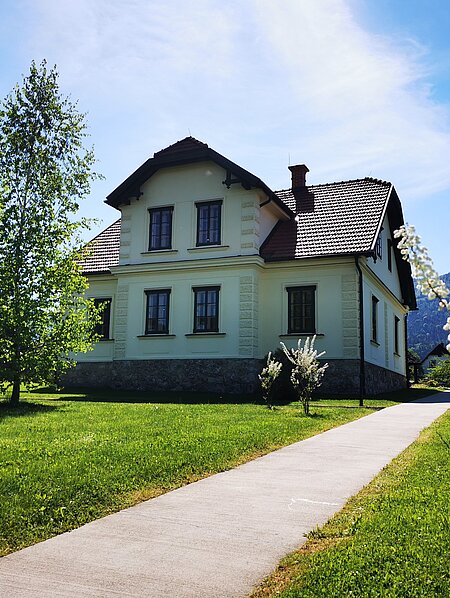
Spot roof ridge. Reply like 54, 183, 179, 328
153, 136, 208, 157
275, 177, 392, 194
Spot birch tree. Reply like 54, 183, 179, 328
0, 61, 101, 404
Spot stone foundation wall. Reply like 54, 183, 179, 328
62, 359, 263, 395
63, 358, 407, 396
320, 359, 406, 397
364, 361, 407, 395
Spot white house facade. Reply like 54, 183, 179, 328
66, 137, 416, 396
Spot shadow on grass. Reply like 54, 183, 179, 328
312, 386, 438, 409
0, 400, 60, 419
27, 386, 260, 405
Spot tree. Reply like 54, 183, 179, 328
0, 61, 101, 404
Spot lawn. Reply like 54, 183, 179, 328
252, 402, 450, 598
0, 386, 433, 557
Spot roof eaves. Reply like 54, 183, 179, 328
262, 250, 373, 263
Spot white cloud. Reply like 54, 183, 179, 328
10, 0, 450, 206
252, 0, 450, 198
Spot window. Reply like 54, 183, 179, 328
287, 286, 316, 334
371, 295, 379, 343
387, 238, 393, 272
193, 286, 220, 332
375, 236, 382, 260
148, 206, 173, 250
394, 315, 400, 354
145, 290, 170, 334
93, 298, 112, 340
196, 200, 222, 246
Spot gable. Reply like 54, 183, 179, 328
105, 136, 292, 219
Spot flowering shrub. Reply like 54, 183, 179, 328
394, 225, 450, 351
258, 352, 282, 409
280, 336, 328, 415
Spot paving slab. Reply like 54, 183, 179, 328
0, 393, 448, 597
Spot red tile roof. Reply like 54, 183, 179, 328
261, 178, 392, 260
79, 219, 121, 274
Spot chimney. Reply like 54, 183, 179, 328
288, 164, 309, 190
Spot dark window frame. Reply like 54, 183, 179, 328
193, 286, 220, 333
145, 289, 171, 335
286, 286, 316, 334
148, 206, 174, 251
93, 298, 112, 340
375, 236, 383, 260
394, 315, 400, 354
196, 200, 222, 246
387, 238, 393, 272
371, 295, 379, 343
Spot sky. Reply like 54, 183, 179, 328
1, 0, 450, 273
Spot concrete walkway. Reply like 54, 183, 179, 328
1, 394, 449, 598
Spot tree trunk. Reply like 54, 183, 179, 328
10, 377, 20, 404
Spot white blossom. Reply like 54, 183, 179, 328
280, 335, 328, 415
394, 224, 450, 350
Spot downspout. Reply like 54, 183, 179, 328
355, 256, 365, 405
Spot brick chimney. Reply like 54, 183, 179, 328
288, 164, 309, 190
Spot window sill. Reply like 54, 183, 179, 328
137, 334, 176, 339
185, 332, 226, 337
279, 333, 323, 338
141, 249, 178, 256
187, 245, 229, 252
371, 340, 380, 347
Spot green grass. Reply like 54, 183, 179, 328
253, 402, 450, 598
0, 386, 435, 557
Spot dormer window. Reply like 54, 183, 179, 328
149, 206, 173, 250
196, 200, 222, 246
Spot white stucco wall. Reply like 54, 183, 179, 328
117, 162, 287, 267
367, 214, 402, 301
362, 263, 407, 376
259, 259, 358, 360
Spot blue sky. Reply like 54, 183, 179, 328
1, 0, 450, 273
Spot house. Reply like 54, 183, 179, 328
420, 343, 450, 375
65, 137, 416, 396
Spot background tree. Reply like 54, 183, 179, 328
0, 61, 101, 404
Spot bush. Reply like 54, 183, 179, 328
258, 352, 282, 409
426, 359, 450, 387
269, 348, 297, 404
281, 336, 328, 415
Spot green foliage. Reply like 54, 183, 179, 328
407, 348, 421, 363
259, 352, 282, 409
0, 61, 102, 402
0, 387, 384, 556
426, 359, 450, 387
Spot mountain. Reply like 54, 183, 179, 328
407, 272, 450, 358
